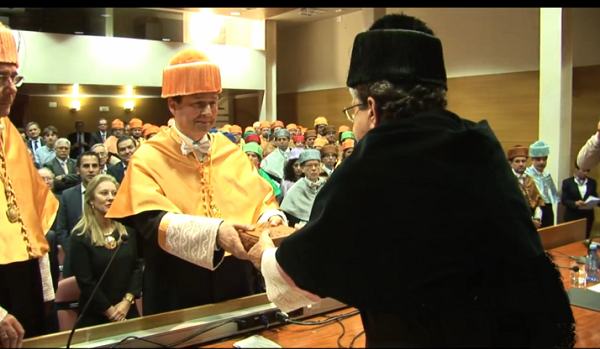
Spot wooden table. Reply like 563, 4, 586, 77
202, 241, 600, 348
550, 241, 600, 348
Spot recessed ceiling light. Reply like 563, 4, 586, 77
162, 38, 171, 42
74, 31, 84, 35
230, 11, 241, 15
101, 14, 111, 18
335, 9, 342, 13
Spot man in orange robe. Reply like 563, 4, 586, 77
128, 117, 144, 147
0, 22, 59, 344
103, 119, 125, 157
106, 48, 287, 316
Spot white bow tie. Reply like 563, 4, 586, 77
181, 139, 210, 156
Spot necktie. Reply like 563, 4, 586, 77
32, 140, 39, 151
62, 161, 69, 174
102, 133, 106, 142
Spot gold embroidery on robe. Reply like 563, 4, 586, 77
519, 175, 545, 209
0, 117, 58, 264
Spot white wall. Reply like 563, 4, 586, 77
277, 8, 600, 94
15, 31, 266, 90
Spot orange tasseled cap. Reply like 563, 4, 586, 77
230, 125, 242, 134
271, 120, 284, 129
0, 22, 18, 67
338, 125, 351, 133
129, 118, 143, 129
286, 123, 297, 130
259, 121, 271, 129
314, 138, 329, 148
143, 125, 160, 138
111, 119, 125, 129
342, 138, 356, 151
314, 117, 328, 127
161, 48, 222, 98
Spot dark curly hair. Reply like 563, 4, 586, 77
283, 158, 301, 182
353, 81, 448, 123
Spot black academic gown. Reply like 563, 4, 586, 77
116, 211, 259, 316
275, 109, 575, 348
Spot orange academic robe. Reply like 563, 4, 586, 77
104, 135, 119, 156
0, 117, 58, 338
0, 117, 58, 264
105, 127, 280, 316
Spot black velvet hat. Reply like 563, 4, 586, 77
346, 14, 448, 90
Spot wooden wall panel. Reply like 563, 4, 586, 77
233, 95, 260, 128
571, 65, 600, 179
20, 97, 172, 136
277, 66, 600, 165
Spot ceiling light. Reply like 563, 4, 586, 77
74, 31, 84, 35
335, 9, 342, 13
162, 38, 171, 42
101, 14, 111, 18
230, 11, 241, 15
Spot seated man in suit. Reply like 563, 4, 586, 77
43, 138, 79, 194
561, 162, 600, 238
56, 151, 101, 278
67, 120, 92, 159
107, 135, 137, 184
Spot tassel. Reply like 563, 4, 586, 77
0, 22, 18, 65
161, 62, 222, 98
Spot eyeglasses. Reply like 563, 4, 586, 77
342, 103, 365, 122
0, 74, 24, 88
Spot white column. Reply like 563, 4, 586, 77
539, 7, 573, 224
259, 20, 277, 122
362, 8, 386, 30
104, 8, 114, 37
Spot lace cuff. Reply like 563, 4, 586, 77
38, 253, 55, 302
258, 209, 288, 226
0, 307, 6, 323
158, 213, 225, 271
261, 248, 316, 313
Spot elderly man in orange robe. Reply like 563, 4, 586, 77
105, 48, 287, 316
0, 22, 59, 346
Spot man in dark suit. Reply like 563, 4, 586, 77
67, 120, 92, 159
107, 135, 137, 184
90, 118, 109, 146
561, 163, 600, 238
56, 151, 101, 278
26, 121, 45, 152
44, 138, 79, 195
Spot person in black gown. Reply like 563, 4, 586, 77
70, 174, 143, 328
248, 13, 576, 348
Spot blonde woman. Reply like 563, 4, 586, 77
69, 175, 143, 328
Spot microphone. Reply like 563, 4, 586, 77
557, 265, 580, 272
66, 234, 129, 349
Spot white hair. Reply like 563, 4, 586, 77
55, 138, 71, 147
91, 143, 107, 153
38, 167, 54, 178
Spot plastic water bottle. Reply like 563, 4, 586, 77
586, 243, 599, 282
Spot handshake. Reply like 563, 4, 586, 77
215, 217, 301, 269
